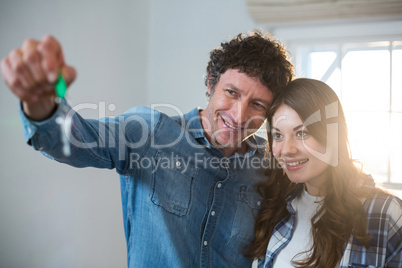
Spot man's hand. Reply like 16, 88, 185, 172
1, 35, 76, 121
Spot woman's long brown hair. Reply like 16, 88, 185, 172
245, 78, 377, 267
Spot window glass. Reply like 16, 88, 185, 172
309, 51, 337, 79
326, 68, 341, 98
391, 113, 402, 183
309, 51, 341, 96
345, 111, 389, 183
392, 46, 402, 112
342, 49, 390, 112
299, 40, 401, 187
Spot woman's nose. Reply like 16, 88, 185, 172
281, 138, 298, 156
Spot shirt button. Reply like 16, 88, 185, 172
217, 183, 222, 188
211, 211, 216, 216
204, 241, 208, 246
176, 161, 181, 167
257, 201, 261, 206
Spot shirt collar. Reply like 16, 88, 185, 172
183, 107, 205, 139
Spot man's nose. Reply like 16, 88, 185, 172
231, 101, 249, 125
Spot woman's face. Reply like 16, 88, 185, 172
271, 104, 331, 196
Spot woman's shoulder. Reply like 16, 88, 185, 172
363, 188, 402, 224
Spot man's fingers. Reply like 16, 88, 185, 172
1, 57, 38, 102
22, 39, 47, 91
61, 65, 77, 87
1, 57, 16, 88
21, 38, 39, 51
37, 36, 76, 89
37, 35, 64, 83
1, 35, 75, 104
8, 49, 36, 90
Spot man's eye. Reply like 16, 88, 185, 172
226, 89, 237, 96
254, 103, 266, 110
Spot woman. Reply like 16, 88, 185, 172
246, 78, 401, 267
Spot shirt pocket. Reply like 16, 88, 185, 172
151, 150, 197, 217
231, 185, 263, 242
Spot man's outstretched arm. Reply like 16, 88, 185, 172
1, 36, 158, 175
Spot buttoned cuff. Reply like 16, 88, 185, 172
19, 98, 69, 145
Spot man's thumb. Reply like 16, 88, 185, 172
61, 65, 77, 87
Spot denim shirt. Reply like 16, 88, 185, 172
20, 99, 269, 268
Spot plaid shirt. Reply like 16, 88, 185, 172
259, 185, 402, 268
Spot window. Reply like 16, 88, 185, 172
296, 40, 402, 190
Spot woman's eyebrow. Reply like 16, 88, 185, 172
271, 124, 304, 132
293, 124, 304, 131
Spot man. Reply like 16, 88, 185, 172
1, 31, 294, 267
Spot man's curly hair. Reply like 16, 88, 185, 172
205, 30, 294, 98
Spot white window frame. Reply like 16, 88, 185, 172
272, 19, 402, 191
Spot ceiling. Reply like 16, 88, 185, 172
246, 0, 402, 24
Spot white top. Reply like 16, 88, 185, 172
273, 189, 322, 267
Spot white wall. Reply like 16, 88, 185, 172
0, 1, 149, 267
147, 0, 255, 114
0, 0, 256, 267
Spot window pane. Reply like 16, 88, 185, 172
345, 111, 389, 182
342, 50, 390, 112
309, 51, 337, 80
391, 113, 402, 184
326, 68, 341, 98
309, 51, 341, 96
392, 48, 402, 112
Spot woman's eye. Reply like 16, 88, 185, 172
296, 130, 308, 138
272, 132, 282, 140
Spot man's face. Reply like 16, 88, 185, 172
200, 69, 273, 153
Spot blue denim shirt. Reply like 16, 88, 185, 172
20, 99, 269, 268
